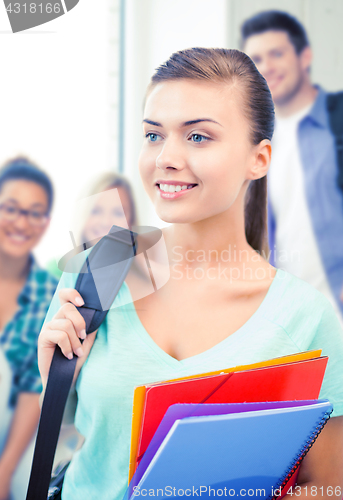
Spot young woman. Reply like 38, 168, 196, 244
79, 172, 137, 244
47, 171, 137, 280
0, 157, 57, 500
39, 48, 343, 500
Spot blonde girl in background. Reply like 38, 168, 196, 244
47, 171, 137, 280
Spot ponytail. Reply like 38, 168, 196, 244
244, 176, 268, 254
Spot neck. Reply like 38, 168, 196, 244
0, 251, 31, 281
275, 80, 318, 118
164, 206, 255, 271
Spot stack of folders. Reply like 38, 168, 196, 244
126, 350, 332, 500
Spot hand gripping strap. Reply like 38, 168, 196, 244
26, 226, 136, 500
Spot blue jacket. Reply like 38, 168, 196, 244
268, 87, 343, 316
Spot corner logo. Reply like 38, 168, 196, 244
3, 0, 79, 33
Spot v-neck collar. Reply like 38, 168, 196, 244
121, 269, 283, 370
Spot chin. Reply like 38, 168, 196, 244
1, 244, 32, 259
156, 209, 204, 225
272, 85, 298, 107
156, 211, 188, 224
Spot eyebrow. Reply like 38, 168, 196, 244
5, 198, 46, 208
143, 118, 223, 127
251, 46, 286, 59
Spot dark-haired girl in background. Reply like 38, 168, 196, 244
39, 49, 343, 499
0, 158, 58, 500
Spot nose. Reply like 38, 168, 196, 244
258, 58, 276, 78
106, 210, 127, 228
13, 212, 30, 230
156, 137, 186, 171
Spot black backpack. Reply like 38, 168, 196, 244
327, 91, 343, 194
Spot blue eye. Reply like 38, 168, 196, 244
190, 134, 208, 143
146, 133, 160, 142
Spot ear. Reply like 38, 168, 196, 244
246, 139, 272, 181
299, 46, 312, 72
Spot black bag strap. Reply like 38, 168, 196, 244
327, 91, 343, 193
26, 226, 137, 500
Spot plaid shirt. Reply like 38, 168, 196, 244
0, 257, 58, 408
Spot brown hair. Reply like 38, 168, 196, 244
148, 47, 274, 253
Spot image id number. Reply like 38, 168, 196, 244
6, 3, 61, 14
287, 486, 342, 496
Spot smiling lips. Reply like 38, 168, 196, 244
6, 232, 30, 244
266, 75, 283, 89
156, 182, 197, 199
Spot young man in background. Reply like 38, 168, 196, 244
241, 10, 343, 325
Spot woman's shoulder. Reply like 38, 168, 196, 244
264, 269, 342, 344
271, 268, 332, 309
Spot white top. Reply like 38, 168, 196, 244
269, 104, 343, 325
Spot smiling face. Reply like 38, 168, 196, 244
244, 30, 311, 106
139, 79, 269, 226
0, 179, 50, 259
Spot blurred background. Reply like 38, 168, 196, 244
0, 0, 342, 265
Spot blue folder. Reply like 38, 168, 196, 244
127, 400, 332, 500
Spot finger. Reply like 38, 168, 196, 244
44, 325, 84, 359
48, 317, 85, 346
40, 329, 75, 360
58, 288, 84, 307
54, 303, 86, 339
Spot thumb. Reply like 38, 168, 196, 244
73, 330, 98, 385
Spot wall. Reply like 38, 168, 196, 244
0, 0, 121, 265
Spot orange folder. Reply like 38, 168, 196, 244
129, 349, 322, 480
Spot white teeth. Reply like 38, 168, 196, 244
8, 234, 28, 242
158, 183, 195, 193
